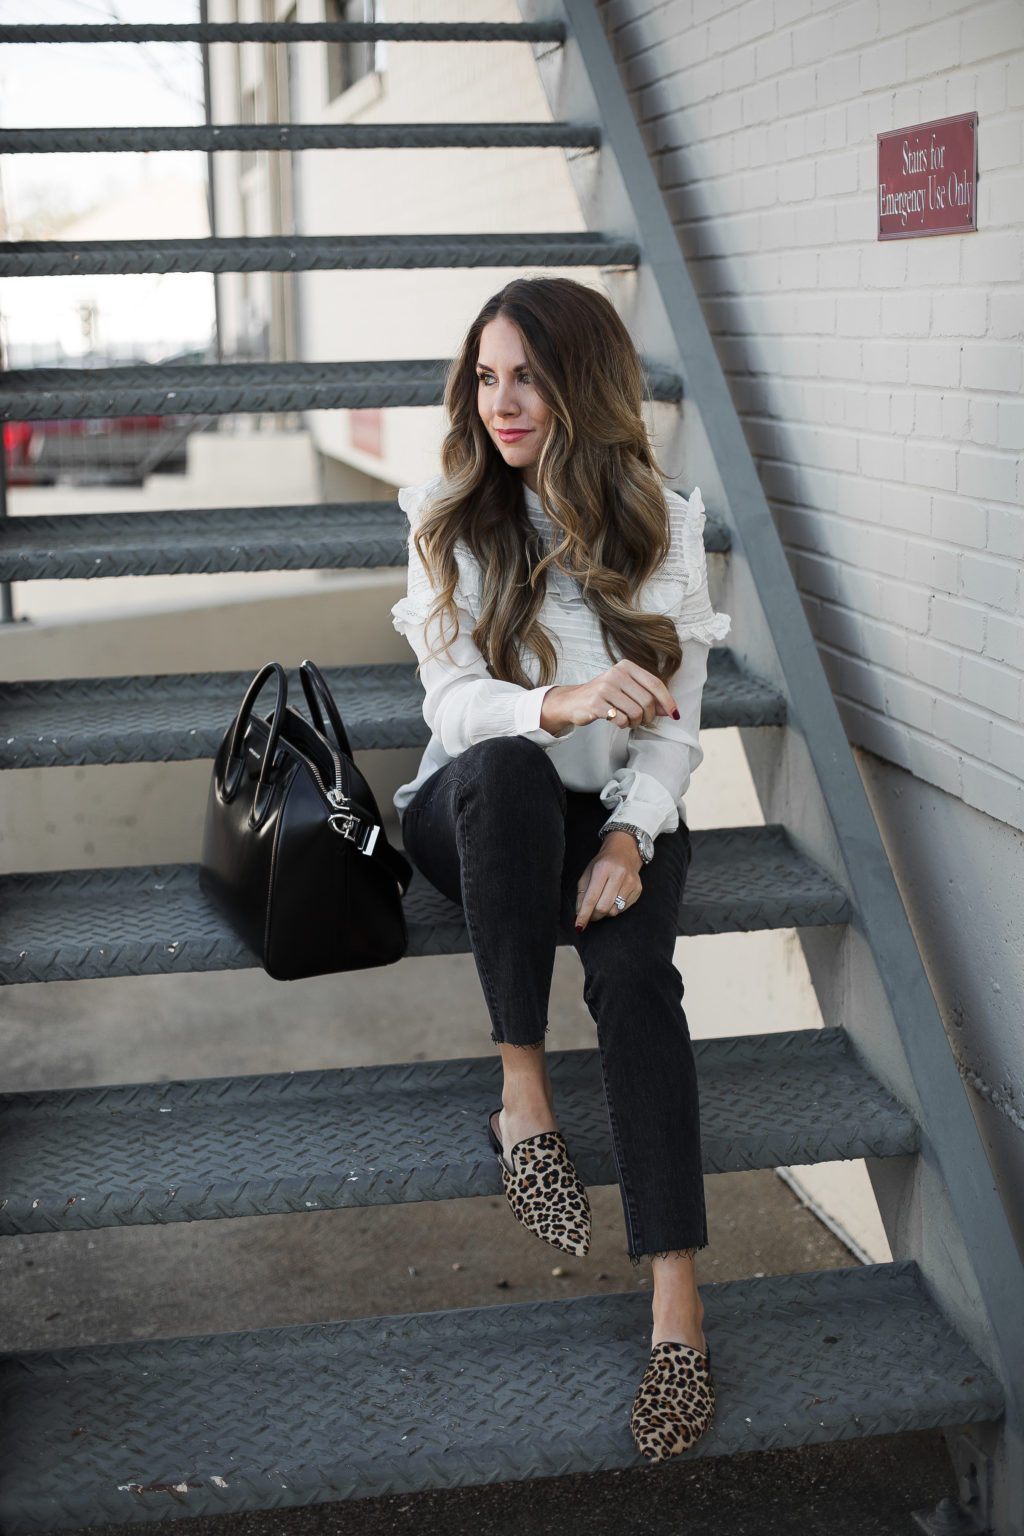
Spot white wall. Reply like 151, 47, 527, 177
855, 745, 1024, 1258
601, 0, 1023, 833
599, 0, 1023, 1244
210, 0, 592, 489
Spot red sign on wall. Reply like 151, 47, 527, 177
877, 113, 978, 240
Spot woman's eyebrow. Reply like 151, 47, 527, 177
475, 360, 530, 372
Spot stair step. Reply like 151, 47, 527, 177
0, 21, 568, 44
0, 499, 730, 581
0, 652, 783, 769
0, 1263, 1001, 1532
0, 358, 680, 422
0, 1030, 917, 1235
0, 232, 639, 279
0, 122, 601, 156
0, 827, 850, 986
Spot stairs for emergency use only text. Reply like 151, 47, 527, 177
0, 7, 1021, 1533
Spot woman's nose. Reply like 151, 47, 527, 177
494, 379, 519, 415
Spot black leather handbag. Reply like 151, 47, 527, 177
200, 659, 412, 980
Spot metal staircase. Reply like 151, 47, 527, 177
1, 9, 1021, 1533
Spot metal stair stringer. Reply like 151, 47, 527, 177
515, 0, 1024, 1525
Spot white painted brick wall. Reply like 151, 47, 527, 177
602, 0, 1024, 831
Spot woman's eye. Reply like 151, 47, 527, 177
477, 372, 495, 386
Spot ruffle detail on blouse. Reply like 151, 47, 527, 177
681, 486, 710, 597
676, 609, 732, 646
663, 485, 731, 644
397, 475, 442, 522
391, 595, 429, 635
393, 478, 482, 631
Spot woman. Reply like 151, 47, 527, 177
391, 277, 729, 1460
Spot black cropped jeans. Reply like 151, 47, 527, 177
401, 735, 707, 1260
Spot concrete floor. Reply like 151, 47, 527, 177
1, 948, 957, 1534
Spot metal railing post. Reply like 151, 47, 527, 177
0, 431, 14, 623
199, 0, 224, 364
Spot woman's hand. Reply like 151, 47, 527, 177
541, 659, 679, 736
575, 831, 644, 932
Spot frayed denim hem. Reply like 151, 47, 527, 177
628, 1245, 707, 1267
489, 1029, 549, 1048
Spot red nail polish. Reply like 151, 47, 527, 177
575, 921, 584, 933
672, 709, 680, 719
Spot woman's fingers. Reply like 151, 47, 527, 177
616, 660, 678, 719
577, 661, 678, 727
575, 852, 642, 931
610, 676, 662, 726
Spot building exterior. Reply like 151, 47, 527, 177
598, 0, 1023, 1255
209, 0, 1023, 1257
208, 0, 591, 497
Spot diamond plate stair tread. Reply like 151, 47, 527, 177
0, 826, 850, 985
0, 357, 680, 422
0, 499, 729, 581
0, 651, 783, 768
0, 122, 602, 157
0, 502, 412, 580
0, 1030, 916, 1234
0, 1264, 1002, 1533
0, 21, 568, 42
0, 232, 639, 279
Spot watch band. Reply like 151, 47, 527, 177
599, 821, 654, 863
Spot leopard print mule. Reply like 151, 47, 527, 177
487, 1111, 591, 1257
630, 1340, 715, 1460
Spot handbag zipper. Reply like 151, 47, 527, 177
252, 715, 380, 855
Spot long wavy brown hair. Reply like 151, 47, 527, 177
414, 277, 682, 687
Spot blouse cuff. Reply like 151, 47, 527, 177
516, 684, 575, 746
598, 771, 680, 842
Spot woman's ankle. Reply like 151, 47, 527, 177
499, 1044, 555, 1121
650, 1253, 706, 1351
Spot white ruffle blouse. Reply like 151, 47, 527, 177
390, 476, 731, 840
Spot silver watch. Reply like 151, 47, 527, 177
600, 821, 654, 864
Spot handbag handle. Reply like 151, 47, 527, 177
221, 662, 288, 814
299, 659, 354, 761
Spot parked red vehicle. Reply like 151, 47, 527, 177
4, 415, 190, 486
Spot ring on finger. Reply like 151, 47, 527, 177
614, 894, 627, 912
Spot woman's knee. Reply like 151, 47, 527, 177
582, 938, 684, 1020
457, 736, 565, 807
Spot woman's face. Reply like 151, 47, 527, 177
476, 315, 551, 491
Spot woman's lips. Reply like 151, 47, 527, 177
496, 428, 530, 442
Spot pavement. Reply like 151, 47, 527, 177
1, 948, 957, 1534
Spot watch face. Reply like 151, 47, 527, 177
639, 833, 654, 862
